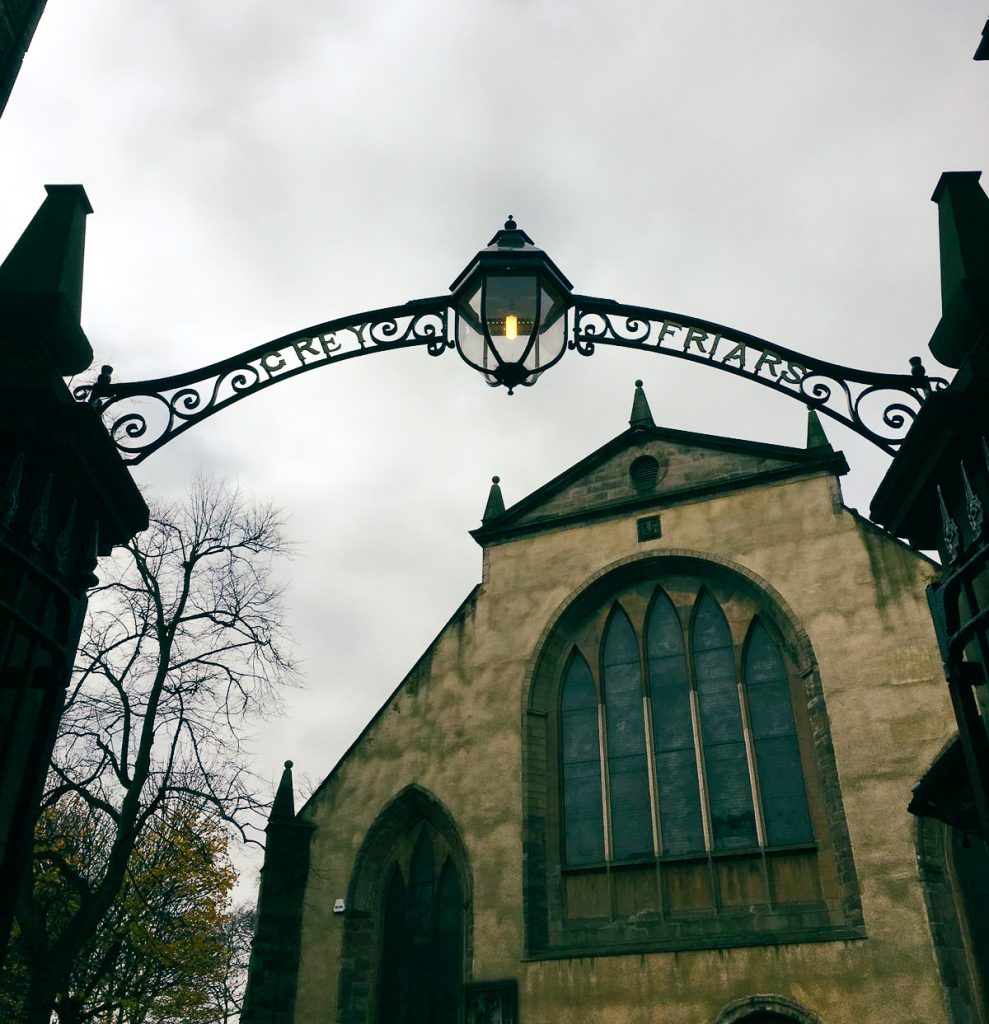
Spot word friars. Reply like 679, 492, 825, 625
655, 320, 807, 387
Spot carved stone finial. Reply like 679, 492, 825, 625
909, 355, 932, 395
1, 452, 25, 530
29, 475, 53, 550
938, 485, 961, 563
89, 364, 114, 405
961, 461, 984, 538
54, 499, 78, 575
482, 475, 506, 523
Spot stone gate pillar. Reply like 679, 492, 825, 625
0, 184, 148, 961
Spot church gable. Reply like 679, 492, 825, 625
473, 393, 847, 544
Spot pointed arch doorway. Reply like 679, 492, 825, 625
378, 830, 463, 1023
338, 786, 472, 1024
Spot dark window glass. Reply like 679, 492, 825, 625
561, 652, 605, 865
407, 837, 435, 1023
410, 836, 434, 934
745, 622, 813, 846
434, 862, 462, 1024
647, 590, 704, 855
603, 608, 653, 860
693, 593, 757, 850
378, 867, 406, 1022
377, 839, 463, 1024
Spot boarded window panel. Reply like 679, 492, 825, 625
693, 593, 757, 851
647, 592, 705, 855
603, 610, 653, 860
614, 865, 658, 916
717, 854, 767, 907
745, 623, 814, 846
565, 871, 611, 919
663, 860, 714, 913
561, 653, 605, 865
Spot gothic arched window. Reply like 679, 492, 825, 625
527, 559, 863, 956
561, 587, 812, 870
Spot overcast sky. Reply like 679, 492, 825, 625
2, 1, 987, 890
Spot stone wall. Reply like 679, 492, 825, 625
293, 466, 954, 1024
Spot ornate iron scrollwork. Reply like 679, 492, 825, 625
571, 297, 948, 454
75, 289, 948, 463
74, 299, 452, 464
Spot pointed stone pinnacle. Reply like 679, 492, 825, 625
270, 760, 296, 822
482, 475, 506, 523
629, 380, 655, 429
806, 408, 831, 449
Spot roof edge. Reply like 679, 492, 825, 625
298, 584, 482, 816
472, 453, 850, 546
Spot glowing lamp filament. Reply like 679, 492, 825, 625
505, 314, 518, 340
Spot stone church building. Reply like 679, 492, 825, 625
242, 383, 988, 1024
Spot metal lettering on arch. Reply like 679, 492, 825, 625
74, 218, 948, 463
570, 295, 947, 455
75, 299, 452, 464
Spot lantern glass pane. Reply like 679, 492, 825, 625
483, 275, 539, 360
456, 281, 495, 372
524, 283, 567, 372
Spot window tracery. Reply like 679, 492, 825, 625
559, 588, 813, 869
524, 555, 864, 956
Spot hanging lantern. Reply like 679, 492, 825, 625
450, 217, 573, 392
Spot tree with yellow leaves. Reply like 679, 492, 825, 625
4, 798, 247, 1024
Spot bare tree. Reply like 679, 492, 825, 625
206, 904, 255, 1024
4, 478, 295, 1024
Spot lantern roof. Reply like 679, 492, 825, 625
449, 216, 574, 297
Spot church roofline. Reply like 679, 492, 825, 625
471, 421, 848, 547
297, 584, 482, 818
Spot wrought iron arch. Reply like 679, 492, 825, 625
75, 287, 947, 464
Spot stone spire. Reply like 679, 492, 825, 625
629, 379, 655, 429
928, 171, 989, 367
270, 760, 296, 822
242, 759, 313, 1024
0, 184, 94, 374
482, 475, 505, 522
806, 408, 831, 449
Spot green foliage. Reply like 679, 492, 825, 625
3, 798, 248, 1024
